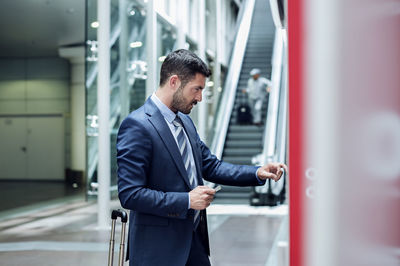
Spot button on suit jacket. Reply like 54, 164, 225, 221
117, 98, 264, 266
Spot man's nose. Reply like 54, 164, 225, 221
196, 91, 202, 102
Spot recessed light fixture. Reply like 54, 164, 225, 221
207, 81, 214, 87
91, 21, 99, 28
130, 41, 143, 48
158, 56, 166, 62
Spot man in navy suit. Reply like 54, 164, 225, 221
117, 49, 287, 266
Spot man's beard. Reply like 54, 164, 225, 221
171, 86, 197, 114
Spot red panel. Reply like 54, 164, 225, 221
288, 0, 304, 265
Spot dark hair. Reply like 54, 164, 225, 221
159, 49, 211, 87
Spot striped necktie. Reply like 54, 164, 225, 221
172, 116, 197, 188
172, 116, 200, 229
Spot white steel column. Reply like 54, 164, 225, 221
146, 0, 157, 98
119, 0, 129, 119
306, 0, 340, 265
97, 0, 111, 229
197, 0, 207, 141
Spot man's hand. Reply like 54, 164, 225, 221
189, 186, 216, 210
257, 162, 288, 182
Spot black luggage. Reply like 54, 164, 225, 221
108, 209, 128, 266
237, 104, 252, 124
237, 92, 252, 124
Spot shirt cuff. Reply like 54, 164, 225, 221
188, 193, 191, 209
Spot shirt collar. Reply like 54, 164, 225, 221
150, 93, 177, 124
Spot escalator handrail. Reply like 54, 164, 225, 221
210, 0, 256, 159
261, 29, 285, 164
277, 61, 288, 164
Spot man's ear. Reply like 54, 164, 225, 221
169, 75, 181, 90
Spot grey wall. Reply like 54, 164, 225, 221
0, 57, 71, 170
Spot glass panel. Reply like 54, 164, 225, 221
85, 0, 147, 197
127, 3, 147, 111
186, 36, 198, 53
156, 20, 177, 84
205, 0, 216, 53
85, 0, 99, 196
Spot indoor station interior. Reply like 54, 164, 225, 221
0, 0, 398, 266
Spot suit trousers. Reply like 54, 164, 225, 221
185, 227, 211, 266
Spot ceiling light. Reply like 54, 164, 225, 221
129, 10, 136, 16
207, 81, 214, 87
130, 41, 143, 48
91, 21, 99, 28
158, 56, 166, 62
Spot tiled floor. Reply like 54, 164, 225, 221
0, 182, 288, 266
0, 180, 84, 212
209, 216, 281, 265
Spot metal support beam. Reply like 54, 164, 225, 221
97, 0, 111, 230
146, 0, 157, 98
119, 0, 129, 119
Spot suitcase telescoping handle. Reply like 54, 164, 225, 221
108, 209, 128, 266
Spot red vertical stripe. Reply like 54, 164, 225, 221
288, 0, 304, 265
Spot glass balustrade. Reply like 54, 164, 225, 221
85, 0, 147, 196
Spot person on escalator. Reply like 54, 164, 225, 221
242, 68, 272, 126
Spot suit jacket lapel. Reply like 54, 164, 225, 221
178, 113, 204, 186
144, 99, 192, 188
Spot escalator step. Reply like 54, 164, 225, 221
227, 132, 263, 140
223, 148, 261, 156
222, 157, 252, 165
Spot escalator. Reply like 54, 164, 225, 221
217, 0, 276, 201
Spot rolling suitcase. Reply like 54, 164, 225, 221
237, 92, 253, 124
108, 209, 128, 266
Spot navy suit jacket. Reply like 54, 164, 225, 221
117, 98, 263, 266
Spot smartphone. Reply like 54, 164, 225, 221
214, 185, 222, 192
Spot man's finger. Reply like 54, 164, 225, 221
204, 188, 216, 195
283, 164, 289, 173
278, 163, 288, 172
262, 172, 277, 180
276, 169, 283, 179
